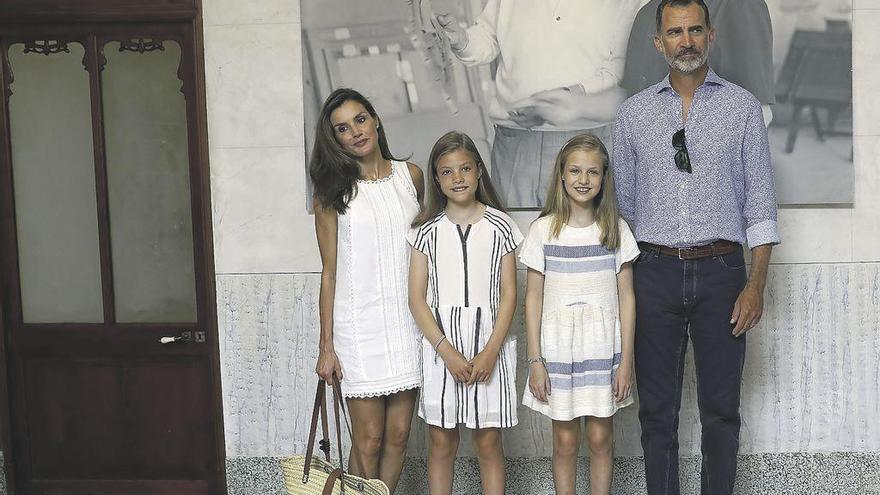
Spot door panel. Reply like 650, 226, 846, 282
23, 358, 126, 478
126, 359, 212, 478
102, 39, 197, 323
0, 25, 223, 495
7, 41, 104, 324
21, 357, 213, 480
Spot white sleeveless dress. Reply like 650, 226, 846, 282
333, 160, 422, 398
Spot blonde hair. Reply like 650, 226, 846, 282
539, 133, 621, 249
412, 131, 505, 226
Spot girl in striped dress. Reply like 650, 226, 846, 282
520, 134, 638, 495
408, 131, 522, 495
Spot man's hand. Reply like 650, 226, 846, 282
509, 86, 585, 127
731, 284, 764, 337
508, 106, 546, 129
435, 14, 468, 50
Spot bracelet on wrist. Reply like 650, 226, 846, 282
433, 335, 447, 364
527, 356, 546, 366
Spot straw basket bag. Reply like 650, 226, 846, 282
281, 379, 390, 495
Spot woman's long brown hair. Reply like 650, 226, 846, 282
412, 131, 505, 227
539, 133, 621, 249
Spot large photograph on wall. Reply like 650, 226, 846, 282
300, 0, 853, 210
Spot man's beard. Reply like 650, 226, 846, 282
665, 47, 709, 73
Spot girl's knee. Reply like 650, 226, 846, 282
430, 428, 460, 458
471, 429, 502, 458
553, 432, 580, 458
586, 422, 614, 457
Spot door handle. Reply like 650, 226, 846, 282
159, 331, 192, 344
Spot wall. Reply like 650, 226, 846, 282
202, 0, 880, 492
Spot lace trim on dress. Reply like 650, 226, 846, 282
356, 161, 396, 184
342, 383, 420, 399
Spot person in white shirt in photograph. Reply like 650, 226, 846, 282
437, 0, 647, 209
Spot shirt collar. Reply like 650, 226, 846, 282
654, 67, 726, 94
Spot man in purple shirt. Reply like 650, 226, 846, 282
612, 1, 779, 494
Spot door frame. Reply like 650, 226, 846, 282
0, 1, 225, 493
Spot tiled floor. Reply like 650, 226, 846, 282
227, 452, 880, 495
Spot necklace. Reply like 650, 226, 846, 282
360, 160, 391, 182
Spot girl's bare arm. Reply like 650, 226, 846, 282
408, 247, 472, 383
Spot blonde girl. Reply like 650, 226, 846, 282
408, 131, 522, 495
520, 133, 639, 495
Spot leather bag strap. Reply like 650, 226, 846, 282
319, 383, 331, 461
322, 468, 344, 495
303, 379, 328, 479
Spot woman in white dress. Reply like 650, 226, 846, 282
311, 88, 424, 493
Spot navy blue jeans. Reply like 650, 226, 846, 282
633, 248, 747, 495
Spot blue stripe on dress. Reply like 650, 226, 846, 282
546, 354, 622, 374
550, 374, 613, 389
545, 257, 615, 273
544, 244, 613, 258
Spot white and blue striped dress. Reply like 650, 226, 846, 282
407, 206, 523, 429
520, 216, 639, 420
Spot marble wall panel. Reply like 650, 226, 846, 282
203, 0, 299, 27
854, 8, 880, 137
852, 136, 880, 261
218, 263, 880, 457
218, 273, 329, 456
209, 146, 318, 274
203, 23, 304, 150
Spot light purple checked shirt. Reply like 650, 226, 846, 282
612, 69, 780, 249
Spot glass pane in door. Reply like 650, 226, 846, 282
101, 40, 196, 323
8, 41, 104, 323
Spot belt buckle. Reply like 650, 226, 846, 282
677, 248, 688, 260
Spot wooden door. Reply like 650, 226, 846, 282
0, 23, 224, 495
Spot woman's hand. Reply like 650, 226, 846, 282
440, 344, 472, 383
612, 363, 633, 402
528, 361, 551, 402
468, 347, 499, 385
315, 348, 343, 382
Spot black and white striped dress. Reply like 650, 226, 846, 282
407, 206, 523, 429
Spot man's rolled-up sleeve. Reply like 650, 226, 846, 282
452, 0, 501, 65
741, 100, 780, 247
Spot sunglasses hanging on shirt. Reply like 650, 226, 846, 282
672, 129, 692, 173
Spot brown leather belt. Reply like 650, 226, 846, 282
638, 240, 741, 260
